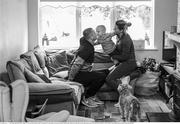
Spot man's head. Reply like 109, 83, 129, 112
96, 25, 106, 37
83, 28, 97, 45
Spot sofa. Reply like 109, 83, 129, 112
6, 46, 84, 115
6, 46, 142, 115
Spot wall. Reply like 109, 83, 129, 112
0, 0, 28, 73
177, 0, 180, 32
136, 0, 178, 62
28, 0, 40, 50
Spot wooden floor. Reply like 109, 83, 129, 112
77, 93, 171, 122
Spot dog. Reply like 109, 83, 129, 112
117, 83, 141, 122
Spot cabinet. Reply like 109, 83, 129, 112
158, 64, 180, 121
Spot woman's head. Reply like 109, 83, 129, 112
114, 20, 132, 32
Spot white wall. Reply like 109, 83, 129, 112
0, 0, 28, 73
28, 0, 40, 50
135, 0, 178, 62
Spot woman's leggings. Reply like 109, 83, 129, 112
106, 60, 137, 90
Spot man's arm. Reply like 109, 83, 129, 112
68, 56, 85, 81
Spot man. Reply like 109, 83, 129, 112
68, 28, 106, 107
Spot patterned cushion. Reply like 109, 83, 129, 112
24, 68, 45, 83
46, 51, 69, 76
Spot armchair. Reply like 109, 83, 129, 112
0, 80, 94, 122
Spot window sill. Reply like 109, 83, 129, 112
42, 45, 159, 52
135, 48, 159, 51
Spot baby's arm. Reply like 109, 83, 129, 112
105, 32, 117, 38
97, 32, 116, 43
104, 30, 123, 39
100, 32, 116, 40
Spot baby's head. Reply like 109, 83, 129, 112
96, 25, 106, 37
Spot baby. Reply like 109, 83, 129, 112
95, 25, 120, 65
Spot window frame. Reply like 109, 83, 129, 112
39, 0, 154, 50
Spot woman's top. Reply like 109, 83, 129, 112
112, 33, 136, 63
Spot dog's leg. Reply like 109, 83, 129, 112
125, 105, 130, 122
137, 106, 141, 122
118, 104, 122, 115
130, 104, 136, 122
121, 105, 125, 121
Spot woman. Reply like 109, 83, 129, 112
106, 20, 137, 91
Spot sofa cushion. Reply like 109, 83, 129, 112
42, 67, 49, 78
46, 51, 69, 76
50, 77, 84, 105
33, 46, 47, 69
28, 82, 73, 94
24, 68, 45, 83
53, 70, 68, 79
20, 51, 41, 73
28, 83, 76, 106
37, 74, 52, 83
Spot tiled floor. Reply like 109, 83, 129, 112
77, 93, 171, 122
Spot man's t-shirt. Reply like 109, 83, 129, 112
77, 37, 94, 63
76, 37, 94, 71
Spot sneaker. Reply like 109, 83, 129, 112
90, 96, 104, 105
114, 102, 120, 108
81, 97, 98, 108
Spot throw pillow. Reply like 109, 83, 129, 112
24, 68, 45, 83
42, 67, 49, 78
24, 68, 51, 83
36, 74, 51, 83
34, 45, 47, 69
53, 70, 68, 79
20, 51, 41, 73
46, 51, 69, 76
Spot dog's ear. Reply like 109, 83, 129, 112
117, 84, 122, 92
117, 78, 122, 84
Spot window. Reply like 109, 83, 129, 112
40, 1, 154, 50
